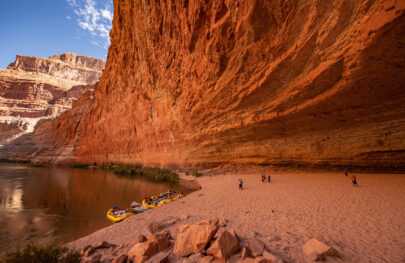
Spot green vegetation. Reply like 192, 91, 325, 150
102, 163, 179, 183
68, 163, 90, 169
192, 169, 202, 177
0, 159, 30, 164
0, 159, 46, 167
4, 243, 81, 263
29, 162, 45, 167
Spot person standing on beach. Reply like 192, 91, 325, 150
239, 179, 243, 190
267, 175, 271, 183
351, 175, 359, 187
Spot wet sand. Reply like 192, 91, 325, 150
69, 169, 405, 262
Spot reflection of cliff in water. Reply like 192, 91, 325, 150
0, 163, 191, 254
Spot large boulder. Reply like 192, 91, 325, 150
248, 239, 266, 257
128, 230, 172, 263
302, 238, 339, 261
206, 230, 240, 261
128, 240, 159, 263
174, 218, 219, 257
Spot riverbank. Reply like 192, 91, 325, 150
69, 168, 405, 262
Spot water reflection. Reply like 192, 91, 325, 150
0, 163, 191, 254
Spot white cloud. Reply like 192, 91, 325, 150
66, 16, 72, 20
100, 8, 113, 21
91, 41, 101, 46
66, 0, 113, 48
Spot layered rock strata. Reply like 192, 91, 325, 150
3, 0, 405, 169
0, 53, 104, 145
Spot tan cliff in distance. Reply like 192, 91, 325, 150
2, 0, 405, 170
0, 53, 105, 145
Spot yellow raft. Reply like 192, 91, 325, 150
142, 191, 184, 208
106, 207, 132, 223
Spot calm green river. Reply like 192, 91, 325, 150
0, 163, 191, 255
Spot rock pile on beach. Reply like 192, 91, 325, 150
81, 218, 339, 263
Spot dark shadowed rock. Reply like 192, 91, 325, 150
148, 223, 164, 234
95, 241, 112, 249
112, 254, 128, 263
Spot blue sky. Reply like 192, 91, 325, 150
0, 0, 113, 68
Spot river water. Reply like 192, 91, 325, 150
0, 163, 192, 255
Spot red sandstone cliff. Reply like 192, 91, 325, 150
3, 0, 405, 169
0, 53, 105, 145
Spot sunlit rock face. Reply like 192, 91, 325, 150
0, 53, 105, 145
4, 0, 405, 169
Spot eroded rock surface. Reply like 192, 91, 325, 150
3, 1, 405, 168
0, 53, 104, 146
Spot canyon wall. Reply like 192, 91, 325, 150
0, 53, 105, 145
3, 0, 405, 169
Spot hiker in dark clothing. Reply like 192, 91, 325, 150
261, 174, 265, 183
351, 175, 358, 187
267, 175, 271, 183
239, 179, 243, 190
344, 169, 348, 176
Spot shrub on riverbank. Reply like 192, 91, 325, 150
69, 163, 90, 169
29, 162, 45, 167
0, 159, 30, 164
192, 169, 202, 177
4, 242, 81, 263
102, 163, 179, 183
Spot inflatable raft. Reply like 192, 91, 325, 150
142, 190, 184, 208
106, 206, 132, 223
130, 201, 149, 214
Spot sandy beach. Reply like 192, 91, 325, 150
69, 169, 405, 262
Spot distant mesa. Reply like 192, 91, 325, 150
0, 53, 105, 146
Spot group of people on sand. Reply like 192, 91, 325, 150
261, 174, 271, 183
238, 169, 359, 189
238, 173, 271, 190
